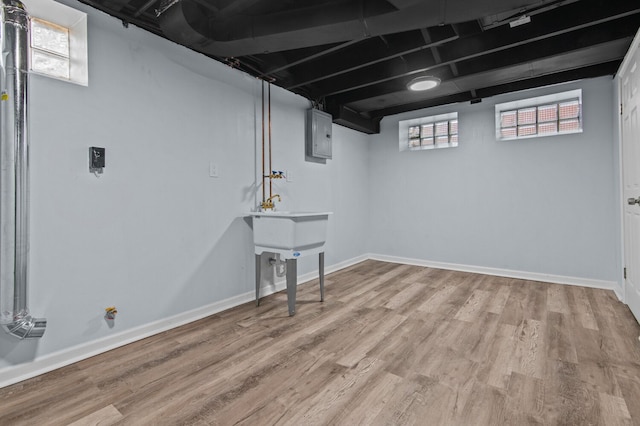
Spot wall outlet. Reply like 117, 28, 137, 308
286, 170, 293, 182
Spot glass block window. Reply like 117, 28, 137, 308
408, 125, 421, 148
30, 18, 70, 80
500, 111, 517, 128
400, 113, 458, 152
22, 0, 89, 86
517, 108, 536, 125
495, 89, 582, 140
421, 123, 434, 146
538, 104, 557, 122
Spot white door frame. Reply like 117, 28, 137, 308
617, 27, 640, 313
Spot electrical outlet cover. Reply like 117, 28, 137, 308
89, 147, 105, 170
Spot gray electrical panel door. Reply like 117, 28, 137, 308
306, 109, 332, 159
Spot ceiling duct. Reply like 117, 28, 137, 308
158, 0, 549, 58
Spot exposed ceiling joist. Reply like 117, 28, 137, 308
75, 0, 640, 134
330, 17, 637, 107
313, 2, 639, 100
284, 26, 459, 90
368, 61, 620, 118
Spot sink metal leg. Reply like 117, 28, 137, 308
255, 254, 261, 307
286, 258, 297, 316
319, 252, 325, 302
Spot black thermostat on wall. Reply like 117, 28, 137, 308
89, 147, 105, 172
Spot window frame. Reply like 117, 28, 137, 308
495, 89, 582, 141
399, 112, 459, 152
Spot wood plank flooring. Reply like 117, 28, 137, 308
2, 260, 640, 425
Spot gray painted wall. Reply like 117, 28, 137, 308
0, 2, 370, 371
0, 0, 623, 381
369, 77, 620, 286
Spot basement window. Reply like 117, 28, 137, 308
22, 0, 88, 86
495, 89, 582, 140
31, 18, 70, 80
399, 112, 458, 152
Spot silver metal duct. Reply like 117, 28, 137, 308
0, 0, 46, 339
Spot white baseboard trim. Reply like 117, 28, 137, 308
368, 253, 618, 291
0, 293, 251, 389
614, 285, 624, 302
0, 253, 368, 389
2, 252, 617, 388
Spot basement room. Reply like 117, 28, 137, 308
1, 0, 640, 424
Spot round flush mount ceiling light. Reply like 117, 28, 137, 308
407, 76, 440, 91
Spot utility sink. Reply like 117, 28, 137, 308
249, 211, 332, 316
249, 211, 332, 259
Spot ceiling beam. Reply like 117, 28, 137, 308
284, 25, 459, 90
369, 93, 474, 119
455, 33, 631, 77
318, 6, 639, 103
367, 61, 620, 119
134, 0, 159, 18
77, 0, 163, 32
476, 61, 620, 99
258, 39, 364, 78
338, 35, 632, 111
99, 0, 130, 13
422, 26, 459, 78
325, 104, 381, 134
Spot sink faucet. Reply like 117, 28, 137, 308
261, 194, 281, 210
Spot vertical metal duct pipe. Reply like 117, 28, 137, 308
0, 0, 46, 339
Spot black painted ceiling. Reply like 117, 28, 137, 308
77, 0, 639, 133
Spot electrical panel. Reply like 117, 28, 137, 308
306, 109, 332, 160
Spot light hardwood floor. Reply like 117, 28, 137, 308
1, 260, 640, 425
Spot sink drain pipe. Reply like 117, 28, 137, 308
0, 0, 46, 339
269, 255, 287, 277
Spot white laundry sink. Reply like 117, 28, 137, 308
249, 211, 332, 258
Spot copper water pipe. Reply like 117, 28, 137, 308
261, 80, 265, 204
268, 82, 272, 201
259, 81, 278, 210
